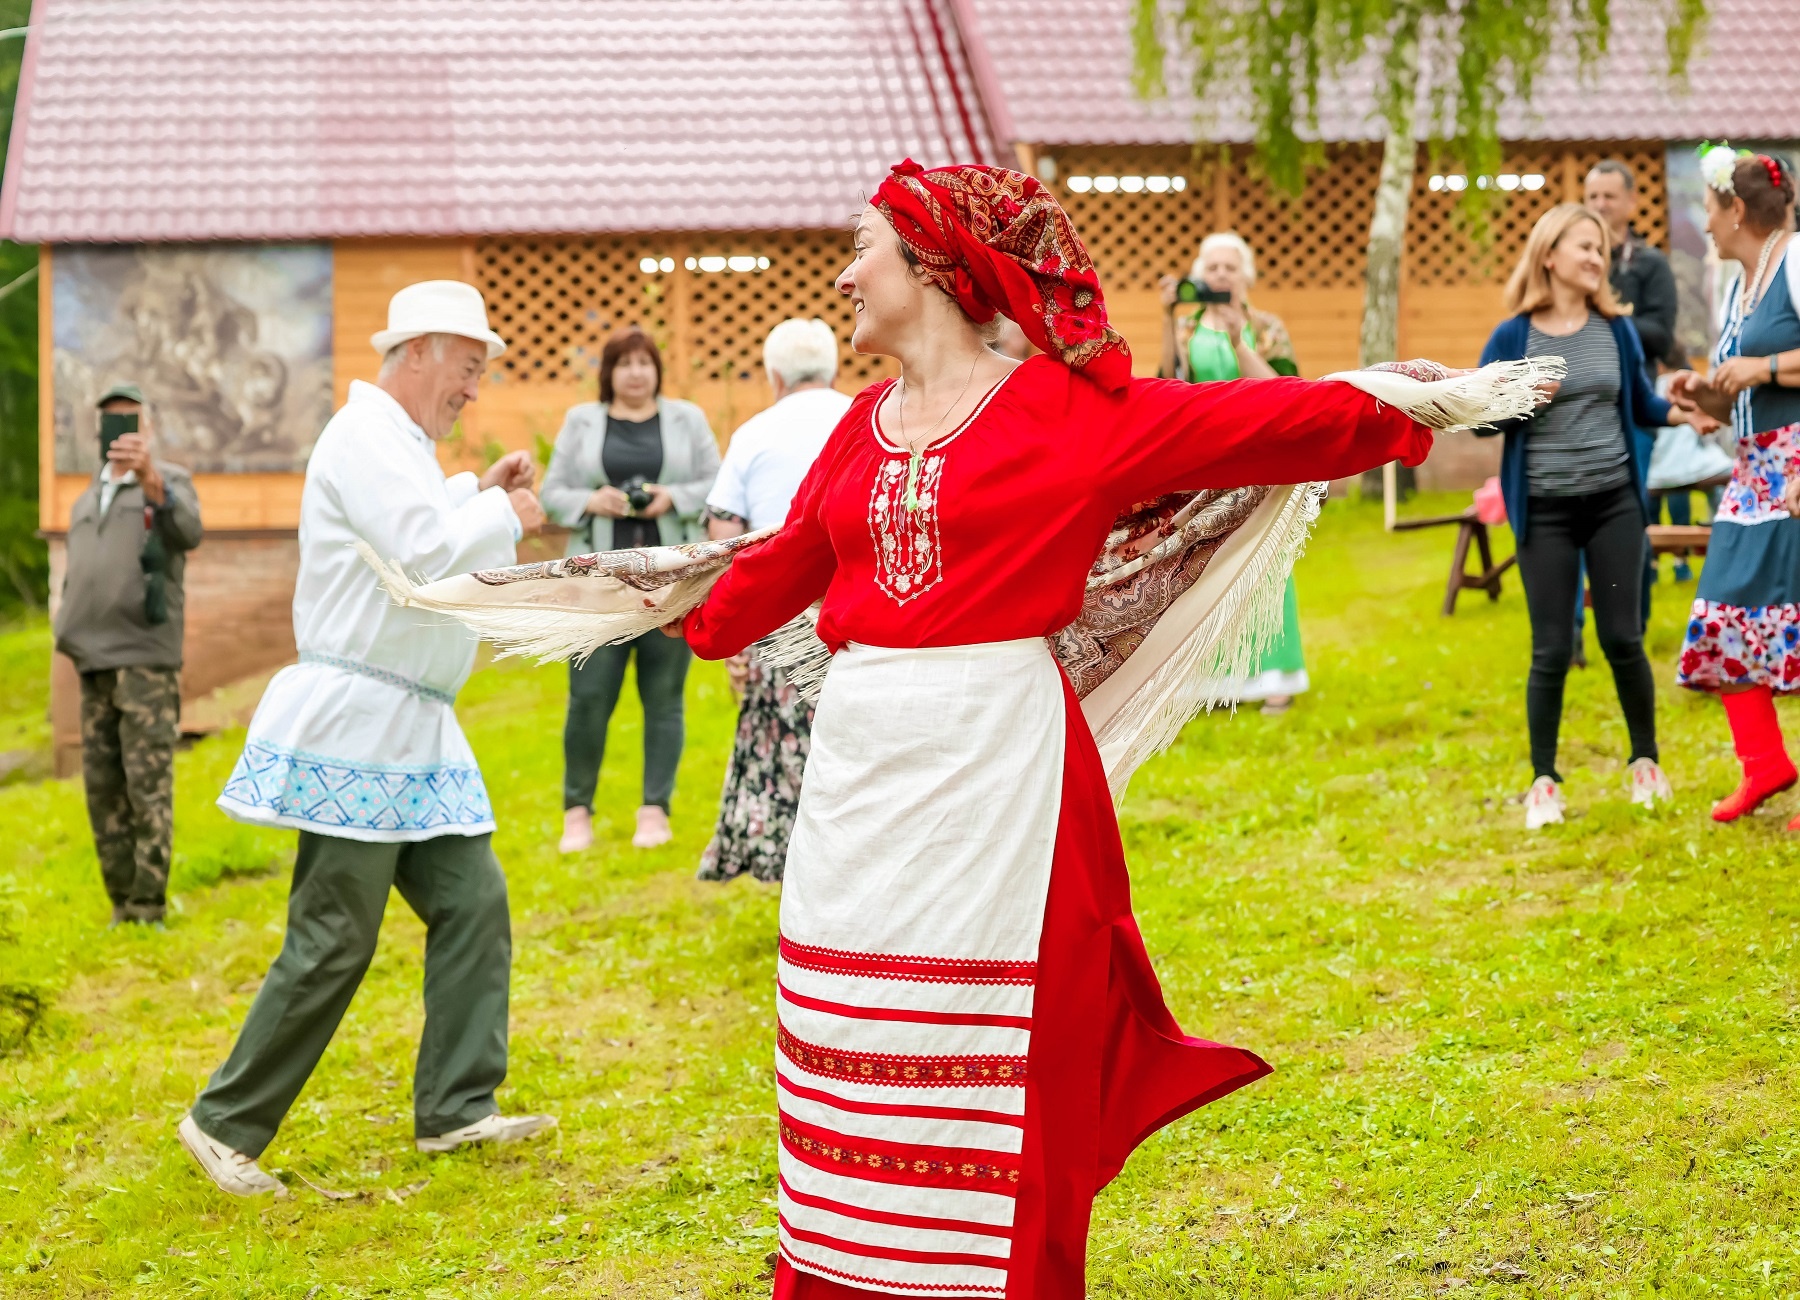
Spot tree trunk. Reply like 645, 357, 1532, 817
1359, 34, 1419, 518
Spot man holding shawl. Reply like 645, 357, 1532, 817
180, 281, 554, 1197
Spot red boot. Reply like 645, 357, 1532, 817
1714, 686, 1797, 822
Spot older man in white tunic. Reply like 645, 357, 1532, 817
180, 282, 553, 1197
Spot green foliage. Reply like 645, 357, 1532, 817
1132, 0, 1709, 201
0, 2, 42, 612
0, 496, 1796, 1295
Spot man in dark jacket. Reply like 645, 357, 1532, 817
53, 385, 204, 925
1584, 161, 1681, 369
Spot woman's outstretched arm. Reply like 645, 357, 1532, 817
1101, 374, 1433, 501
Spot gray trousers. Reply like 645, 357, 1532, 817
191, 830, 511, 1158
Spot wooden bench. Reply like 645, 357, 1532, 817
1391, 508, 1515, 616
1646, 524, 1712, 556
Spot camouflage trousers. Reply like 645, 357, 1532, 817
79, 666, 181, 922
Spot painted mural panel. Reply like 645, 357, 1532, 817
53, 244, 332, 474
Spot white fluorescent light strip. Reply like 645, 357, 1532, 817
1427, 173, 1545, 194
643, 256, 770, 274
1065, 175, 1187, 195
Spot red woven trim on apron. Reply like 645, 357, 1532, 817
779, 1173, 1018, 1238
779, 1247, 1006, 1295
778, 1024, 1027, 1088
778, 981, 1033, 1031
776, 1071, 1026, 1129
780, 937, 1036, 986
779, 1113, 1022, 1190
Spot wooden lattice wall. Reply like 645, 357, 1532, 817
471, 230, 894, 454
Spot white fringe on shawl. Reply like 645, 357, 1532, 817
357, 529, 775, 666
361, 358, 1558, 792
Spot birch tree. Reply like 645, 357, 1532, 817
1131, 0, 1708, 371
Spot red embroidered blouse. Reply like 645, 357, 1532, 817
684, 356, 1431, 658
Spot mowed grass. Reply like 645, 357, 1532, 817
1, 492, 1795, 1298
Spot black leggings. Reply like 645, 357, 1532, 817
1516, 485, 1659, 780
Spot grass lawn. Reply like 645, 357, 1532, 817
1, 492, 1796, 1298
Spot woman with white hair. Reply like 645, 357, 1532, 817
698, 318, 851, 882
1160, 232, 1308, 712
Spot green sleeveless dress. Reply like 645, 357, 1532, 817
1187, 322, 1308, 699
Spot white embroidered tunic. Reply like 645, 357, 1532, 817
218, 381, 521, 842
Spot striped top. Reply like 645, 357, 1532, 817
1525, 312, 1630, 497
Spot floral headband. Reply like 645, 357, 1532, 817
1699, 141, 1786, 195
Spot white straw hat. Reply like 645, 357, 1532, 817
370, 280, 507, 360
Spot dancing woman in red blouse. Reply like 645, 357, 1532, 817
673, 163, 1440, 1299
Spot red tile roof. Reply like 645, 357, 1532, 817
971, 0, 1800, 147
0, 0, 1003, 243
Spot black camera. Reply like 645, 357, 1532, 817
619, 475, 654, 515
1175, 279, 1234, 305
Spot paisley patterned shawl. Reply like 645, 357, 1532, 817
1055, 487, 1270, 697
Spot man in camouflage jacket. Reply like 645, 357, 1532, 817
53, 385, 203, 925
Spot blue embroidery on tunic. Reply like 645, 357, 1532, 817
221, 740, 492, 833
299, 651, 459, 706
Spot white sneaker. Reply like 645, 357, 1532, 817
558, 806, 593, 854
416, 1112, 557, 1153
632, 804, 672, 849
1628, 758, 1672, 809
177, 1114, 288, 1197
1524, 776, 1565, 829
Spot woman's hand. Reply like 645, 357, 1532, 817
726, 652, 751, 694
1711, 356, 1770, 399
1158, 274, 1180, 313
1665, 369, 1705, 405
1784, 478, 1800, 516
1667, 405, 1724, 436
1212, 302, 1248, 340
587, 485, 630, 518
640, 485, 675, 518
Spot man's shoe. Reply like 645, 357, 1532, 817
177, 1115, 287, 1197
416, 1113, 557, 1153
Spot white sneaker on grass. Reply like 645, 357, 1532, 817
177, 1114, 287, 1197
1524, 776, 1565, 829
416, 1112, 557, 1153
1628, 758, 1673, 809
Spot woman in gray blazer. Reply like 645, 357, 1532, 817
540, 327, 721, 853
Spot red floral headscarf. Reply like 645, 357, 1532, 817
872, 160, 1133, 391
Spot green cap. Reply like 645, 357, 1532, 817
95, 383, 144, 408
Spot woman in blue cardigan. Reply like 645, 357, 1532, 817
1478, 203, 1707, 829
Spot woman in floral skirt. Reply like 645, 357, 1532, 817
1671, 147, 1800, 823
